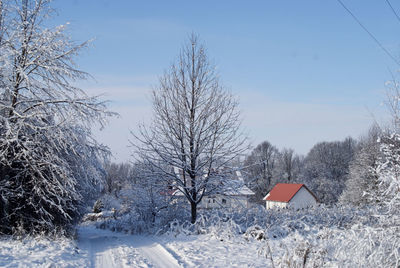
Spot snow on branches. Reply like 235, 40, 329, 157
376, 133, 400, 212
0, 0, 112, 235
132, 34, 248, 224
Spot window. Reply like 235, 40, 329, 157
222, 199, 226, 204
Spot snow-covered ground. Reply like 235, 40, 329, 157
0, 225, 274, 267
1, 215, 398, 267
162, 233, 271, 267
77, 225, 181, 268
0, 233, 87, 267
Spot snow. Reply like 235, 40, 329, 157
0, 225, 297, 267
0, 235, 87, 267
0, 226, 182, 268
163, 234, 270, 267
77, 226, 149, 267
77, 225, 181, 268
1, 205, 398, 268
0, 224, 272, 267
75, 225, 272, 268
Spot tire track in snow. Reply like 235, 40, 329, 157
77, 226, 181, 268
137, 241, 181, 268
77, 227, 125, 268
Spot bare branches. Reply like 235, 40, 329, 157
132, 34, 248, 223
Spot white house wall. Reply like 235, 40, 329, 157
266, 201, 288, 209
230, 196, 250, 208
198, 195, 251, 209
199, 196, 222, 209
288, 187, 317, 209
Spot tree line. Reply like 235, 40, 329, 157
243, 128, 379, 205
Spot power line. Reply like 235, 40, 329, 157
336, 0, 400, 67
385, 0, 400, 25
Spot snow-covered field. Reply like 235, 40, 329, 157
1, 207, 399, 268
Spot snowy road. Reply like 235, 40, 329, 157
77, 226, 182, 268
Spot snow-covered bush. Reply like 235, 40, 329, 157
315, 224, 400, 267
93, 200, 104, 213
244, 225, 267, 241
0, 233, 87, 267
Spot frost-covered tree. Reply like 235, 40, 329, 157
276, 148, 303, 183
103, 162, 134, 196
0, 0, 111, 234
243, 141, 278, 203
302, 137, 355, 204
133, 34, 247, 224
373, 133, 400, 212
243, 142, 305, 203
384, 73, 400, 131
128, 162, 174, 224
340, 125, 381, 206
371, 72, 400, 212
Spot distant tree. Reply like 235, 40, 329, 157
0, 0, 111, 234
243, 141, 279, 203
276, 148, 303, 183
302, 137, 356, 204
133, 34, 247, 223
103, 162, 134, 196
129, 161, 172, 224
340, 126, 381, 205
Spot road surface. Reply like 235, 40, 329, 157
77, 226, 182, 268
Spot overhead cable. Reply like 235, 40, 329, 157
337, 0, 400, 67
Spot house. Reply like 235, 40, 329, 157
172, 168, 255, 209
263, 183, 317, 210
199, 171, 255, 209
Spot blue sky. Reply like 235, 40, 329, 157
51, 0, 399, 162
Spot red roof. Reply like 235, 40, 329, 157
263, 183, 305, 202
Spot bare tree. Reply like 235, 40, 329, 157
278, 148, 297, 182
0, 0, 112, 234
243, 141, 278, 202
133, 34, 247, 223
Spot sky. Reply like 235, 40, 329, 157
49, 0, 400, 162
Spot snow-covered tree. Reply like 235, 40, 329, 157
384, 73, 400, 131
243, 141, 279, 203
340, 125, 381, 206
276, 148, 303, 183
302, 137, 355, 204
128, 162, 174, 224
133, 34, 248, 224
103, 162, 135, 196
375, 132, 400, 212
0, 0, 112, 234
371, 72, 400, 212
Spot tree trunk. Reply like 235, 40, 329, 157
190, 201, 197, 224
